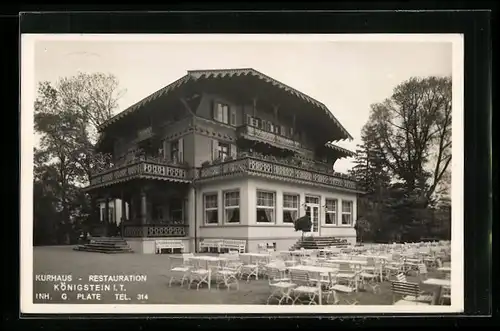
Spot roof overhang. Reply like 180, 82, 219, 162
324, 142, 356, 159
98, 68, 353, 142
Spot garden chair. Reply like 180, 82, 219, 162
391, 280, 433, 305
289, 269, 321, 305
335, 262, 359, 291
168, 255, 192, 287
187, 259, 211, 290
324, 273, 358, 305
266, 266, 295, 305
239, 254, 259, 281
215, 264, 240, 291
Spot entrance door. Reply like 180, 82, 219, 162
305, 196, 320, 236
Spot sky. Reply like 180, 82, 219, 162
32, 35, 453, 173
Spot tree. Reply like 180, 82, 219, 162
367, 76, 452, 207
34, 72, 124, 244
353, 76, 452, 243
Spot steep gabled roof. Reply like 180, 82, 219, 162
99, 68, 353, 140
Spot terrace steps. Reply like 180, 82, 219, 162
73, 237, 133, 254
290, 236, 351, 250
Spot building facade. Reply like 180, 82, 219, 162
85, 68, 361, 253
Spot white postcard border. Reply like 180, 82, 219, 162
20, 33, 464, 314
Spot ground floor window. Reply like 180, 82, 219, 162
169, 198, 184, 224
257, 190, 275, 223
204, 193, 219, 225
283, 193, 299, 223
100, 204, 115, 223
325, 198, 337, 225
341, 200, 353, 225
224, 191, 240, 223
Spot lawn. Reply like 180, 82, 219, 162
32, 246, 444, 305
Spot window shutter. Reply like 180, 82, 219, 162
164, 140, 171, 161
162, 140, 168, 160
178, 138, 184, 163
211, 100, 216, 120
230, 144, 237, 158
230, 107, 237, 126
211, 139, 219, 161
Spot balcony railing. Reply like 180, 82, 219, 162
237, 125, 307, 152
123, 224, 188, 238
87, 153, 358, 191
199, 155, 357, 190
89, 157, 189, 187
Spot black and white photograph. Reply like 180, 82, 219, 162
20, 33, 464, 314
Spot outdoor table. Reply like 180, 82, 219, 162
328, 259, 368, 266
288, 265, 337, 305
188, 255, 227, 290
437, 267, 451, 272
240, 252, 270, 260
423, 278, 451, 305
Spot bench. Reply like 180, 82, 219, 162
199, 239, 223, 253
156, 239, 185, 254
221, 239, 246, 253
198, 239, 247, 253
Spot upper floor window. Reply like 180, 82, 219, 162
170, 139, 183, 163
214, 102, 229, 124
218, 142, 230, 160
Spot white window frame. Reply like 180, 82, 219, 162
256, 190, 276, 224
223, 190, 240, 224
218, 142, 230, 160
170, 140, 179, 162
341, 200, 353, 226
203, 193, 219, 225
214, 102, 230, 124
324, 198, 338, 226
282, 193, 299, 224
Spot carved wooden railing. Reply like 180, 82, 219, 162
237, 125, 307, 152
89, 157, 189, 187
199, 156, 357, 190
123, 224, 188, 238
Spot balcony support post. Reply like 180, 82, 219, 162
140, 189, 147, 226
104, 195, 110, 237
120, 190, 126, 237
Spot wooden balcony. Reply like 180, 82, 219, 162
236, 124, 306, 153
198, 155, 358, 191
123, 224, 188, 238
88, 157, 190, 189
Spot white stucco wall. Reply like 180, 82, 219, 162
196, 178, 250, 239
194, 176, 358, 244
247, 177, 357, 240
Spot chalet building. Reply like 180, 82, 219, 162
85, 68, 361, 253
